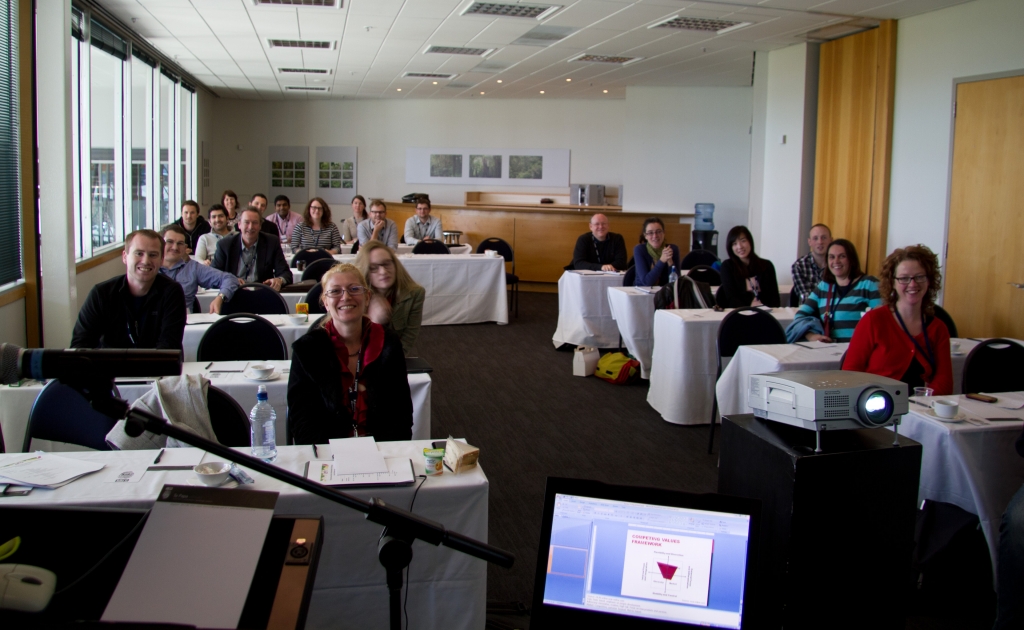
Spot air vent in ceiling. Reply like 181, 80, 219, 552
279, 67, 331, 74
254, 0, 342, 6
425, 45, 494, 56
649, 16, 751, 34
446, 83, 475, 89
404, 72, 458, 79
285, 85, 330, 92
571, 54, 640, 65
512, 25, 577, 47
268, 39, 337, 49
461, 2, 560, 19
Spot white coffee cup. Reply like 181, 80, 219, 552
932, 399, 959, 419
950, 340, 961, 353
484, 249, 499, 258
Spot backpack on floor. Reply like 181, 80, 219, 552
595, 352, 640, 384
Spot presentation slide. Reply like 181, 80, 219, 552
620, 530, 714, 607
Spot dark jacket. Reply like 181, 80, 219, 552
211, 232, 291, 286
174, 215, 212, 253
71, 274, 186, 350
287, 324, 413, 444
572, 232, 628, 271
716, 258, 781, 308
633, 243, 681, 286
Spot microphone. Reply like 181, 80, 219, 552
0, 344, 182, 385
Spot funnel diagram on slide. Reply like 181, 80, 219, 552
620, 530, 714, 607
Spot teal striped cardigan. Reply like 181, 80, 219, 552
794, 276, 882, 341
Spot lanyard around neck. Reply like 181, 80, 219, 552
894, 308, 935, 373
347, 325, 369, 437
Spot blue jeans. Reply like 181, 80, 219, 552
994, 482, 1024, 629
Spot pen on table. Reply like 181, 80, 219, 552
153, 448, 164, 464
313, 444, 319, 458
909, 399, 930, 408
204, 362, 213, 369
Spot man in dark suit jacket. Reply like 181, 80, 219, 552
212, 207, 291, 291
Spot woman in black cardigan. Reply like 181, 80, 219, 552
287, 263, 412, 444
715, 225, 781, 308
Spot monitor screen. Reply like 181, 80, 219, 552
531, 478, 759, 630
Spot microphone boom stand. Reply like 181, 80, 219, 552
80, 381, 513, 630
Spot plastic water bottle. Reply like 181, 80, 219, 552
249, 385, 277, 462
668, 265, 679, 286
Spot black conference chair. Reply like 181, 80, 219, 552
622, 265, 636, 287
412, 240, 450, 254
709, 307, 787, 453
260, 220, 279, 237
304, 283, 326, 314
221, 283, 290, 315
350, 239, 360, 255
789, 287, 801, 307
933, 305, 959, 339
301, 258, 335, 283
196, 313, 288, 362
680, 249, 719, 270
477, 237, 519, 317
207, 385, 252, 447
24, 380, 117, 451
687, 264, 721, 286
961, 338, 1024, 394
291, 248, 334, 269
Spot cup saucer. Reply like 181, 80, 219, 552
924, 408, 966, 423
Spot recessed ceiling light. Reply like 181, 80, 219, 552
497, 79, 502, 83
433, 81, 438, 84
603, 89, 608, 93
397, 88, 402, 91
539, 90, 545, 94
566, 78, 571, 82
480, 91, 485, 95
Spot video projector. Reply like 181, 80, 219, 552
747, 370, 909, 452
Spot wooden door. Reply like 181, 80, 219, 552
946, 74, 1024, 338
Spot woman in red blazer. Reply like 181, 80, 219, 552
844, 245, 953, 395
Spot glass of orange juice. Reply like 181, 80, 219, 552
296, 302, 309, 322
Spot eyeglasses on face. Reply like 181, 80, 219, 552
645, 229, 664, 236
895, 275, 927, 286
324, 285, 367, 298
368, 262, 394, 273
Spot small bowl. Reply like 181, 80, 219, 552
286, 314, 306, 326
484, 250, 500, 258
249, 363, 275, 379
194, 462, 232, 486
932, 400, 959, 419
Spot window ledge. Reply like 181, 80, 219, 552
0, 281, 27, 308
76, 248, 123, 273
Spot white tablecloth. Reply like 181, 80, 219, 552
606, 286, 658, 378
0, 442, 488, 630
183, 313, 313, 362
715, 340, 977, 417
647, 307, 799, 425
897, 392, 1024, 574
552, 271, 628, 349
0, 361, 433, 453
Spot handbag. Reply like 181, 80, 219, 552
594, 352, 640, 385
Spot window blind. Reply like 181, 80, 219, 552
0, 0, 22, 286
90, 19, 127, 60
71, 7, 85, 42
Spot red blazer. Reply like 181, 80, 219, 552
844, 306, 953, 395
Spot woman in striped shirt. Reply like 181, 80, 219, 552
291, 197, 342, 254
793, 239, 881, 342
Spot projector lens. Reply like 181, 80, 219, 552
858, 388, 894, 427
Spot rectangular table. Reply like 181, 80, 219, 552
183, 313, 313, 362
0, 442, 488, 630
552, 271, 627, 349
606, 286, 658, 378
715, 340, 977, 417
0, 361, 432, 453
647, 307, 800, 425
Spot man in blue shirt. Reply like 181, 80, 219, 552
358, 199, 399, 249
160, 224, 239, 313
404, 196, 443, 246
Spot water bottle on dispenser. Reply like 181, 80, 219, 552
691, 203, 718, 257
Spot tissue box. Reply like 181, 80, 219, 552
573, 346, 600, 377
443, 437, 479, 474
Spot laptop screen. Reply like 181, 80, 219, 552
532, 479, 758, 629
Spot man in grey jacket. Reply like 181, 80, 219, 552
160, 224, 239, 313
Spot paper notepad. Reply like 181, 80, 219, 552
795, 341, 838, 350
305, 458, 415, 487
328, 437, 388, 474
0, 453, 105, 489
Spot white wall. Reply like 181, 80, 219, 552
888, 0, 1024, 258
747, 52, 769, 246
0, 298, 27, 347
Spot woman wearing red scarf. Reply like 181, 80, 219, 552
288, 263, 413, 444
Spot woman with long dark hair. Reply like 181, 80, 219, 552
715, 226, 780, 308
342, 195, 369, 244
633, 217, 680, 287
790, 239, 881, 342
291, 197, 342, 254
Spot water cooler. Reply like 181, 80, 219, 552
691, 203, 718, 257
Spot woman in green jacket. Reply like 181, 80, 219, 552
354, 240, 425, 354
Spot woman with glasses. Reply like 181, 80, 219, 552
287, 263, 413, 444
354, 240, 425, 354
716, 226, 781, 308
789, 239, 881, 342
844, 244, 953, 394
633, 218, 681, 287
292, 197, 342, 254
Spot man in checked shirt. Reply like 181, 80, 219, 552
791, 224, 832, 304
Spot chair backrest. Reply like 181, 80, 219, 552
687, 264, 721, 286
623, 266, 636, 287
680, 249, 720, 270
24, 381, 117, 451
196, 313, 289, 361
789, 286, 801, 307
191, 297, 201, 314
304, 283, 326, 314
717, 307, 787, 362
260, 220, 279, 237
350, 239, 359, 255
207, 385, 252, 447
221, 283, 290, 315
290, 248, 334, 269
477, 237, 515, 262
301, 258, 335, 283
412, 240, 450, 254
932, 305, 959, 339
961, 338, 1024, 394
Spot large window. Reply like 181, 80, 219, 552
70, 8, 195, 261
0, 1, 21, 286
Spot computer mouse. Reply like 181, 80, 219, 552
0, 564, 57, 613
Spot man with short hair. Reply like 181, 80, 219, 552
160, 224, 239, 314
268, 195, 303, 243
212, 207, 291, 291
195, 204, 233, 265
572, 213, 627, 271
174, 200, 211, 253
358, 200, 399, 249
71, 230, 186, 350
791, 224, 832, 302
404, 196, 443, 246
250, 193, 279, 238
